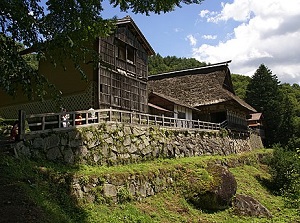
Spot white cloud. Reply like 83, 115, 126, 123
209, 0, 252, 23
192, 0, 300, 84
186, 34, 197, 46
202, 35, 217, 40
174, 28, 183, 33
199, 9, 210, 18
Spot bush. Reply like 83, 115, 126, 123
270, 146, 300, 208
117, 186, 132, 204
0, 118, 18, 126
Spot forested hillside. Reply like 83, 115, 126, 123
231, 74, 251, 100
148, 54, 207, 75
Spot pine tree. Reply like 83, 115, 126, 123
246, 64, 283, 146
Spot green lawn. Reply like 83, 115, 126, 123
0, 149, 299, 223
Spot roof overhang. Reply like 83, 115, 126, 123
117, 16, 155, 56
148, 103, 173, 113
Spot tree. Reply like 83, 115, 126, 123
0, 0, 204, 100
148, 53, 206, 75
231, 74, 251, 100
245, 64, 283, 146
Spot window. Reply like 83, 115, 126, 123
178, 112, 186, 119
127, 45, 134, 64
116, 39, 135, 64
117, 41, 126, 60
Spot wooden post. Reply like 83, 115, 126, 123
109, 107, 112, 122
18, 110, 26, 141
42, 116, 45, 130
97, 111, 101, 123
72, 114, 76, 126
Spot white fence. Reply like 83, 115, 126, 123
25, 108, 226, 134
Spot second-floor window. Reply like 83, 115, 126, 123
116, 39, 135, 64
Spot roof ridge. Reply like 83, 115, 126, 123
148, 61, 232, 80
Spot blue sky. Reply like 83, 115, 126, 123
101, 0, 300, 84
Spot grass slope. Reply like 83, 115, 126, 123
0, 149, 299, 223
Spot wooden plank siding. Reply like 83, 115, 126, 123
98, 20, 150, 113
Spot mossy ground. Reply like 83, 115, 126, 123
0, 149, 299, 223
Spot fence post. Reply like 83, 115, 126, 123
97, 111, 101, 123
72, 113, 76, 126
109, 107, 112, 122
18, 110, 26, 141
42, 116, 45, 130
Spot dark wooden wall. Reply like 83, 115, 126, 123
98, 24, 149, 113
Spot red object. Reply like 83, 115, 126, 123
75, 114, 82, 125
10, 123, 19, 141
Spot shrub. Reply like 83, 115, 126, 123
117, 186, 132, 204
270, 146, 300, 208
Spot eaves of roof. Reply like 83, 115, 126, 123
150, 91, 201, 112
117, 16, 155, 56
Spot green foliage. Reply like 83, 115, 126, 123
1, 150, 300, 222
79, 175, 90, 186
0, 118, 18, 126
245, 64, 285, 146
242, 67, 300, 148
148, 53, 207, 75
270, 146, 300, 208
219, 128, 229, 138
231, 74, 251, 99
117, 186, 133, 204
0, 155, 80, 222
110, 0, 204, 15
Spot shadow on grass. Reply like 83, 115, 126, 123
254, 174, 278, 195
0, 153, 90, 223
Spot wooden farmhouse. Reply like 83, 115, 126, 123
148, 62, 256, 131
0, 15, 256, 133
0, 16, 154, 118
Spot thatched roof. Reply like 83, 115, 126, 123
149, 91, 201, 112
148, 63, 256, 113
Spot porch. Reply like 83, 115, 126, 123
21, 108, 226, 135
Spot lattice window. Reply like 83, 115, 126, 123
100, 40, 115, 65
0, 82, 97, 118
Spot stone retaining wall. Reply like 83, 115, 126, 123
9, 122, 265, 204
12, 123, 263, 166
71, 169, 177, 204
66, 151, 270, 204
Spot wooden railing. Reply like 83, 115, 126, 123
25, 108, 224, 134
